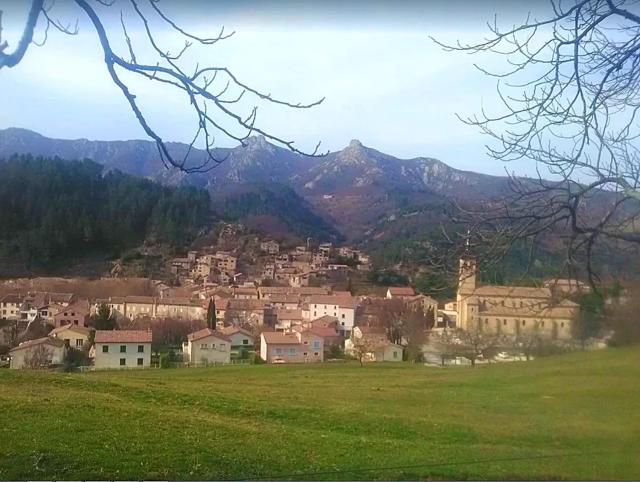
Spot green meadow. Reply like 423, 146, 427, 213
0, 347, 638, 480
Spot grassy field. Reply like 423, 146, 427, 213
0, 348, 639, 480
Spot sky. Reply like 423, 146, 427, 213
0, 0, 550, 176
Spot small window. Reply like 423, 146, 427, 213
288, 347, 296, 355
393, 351, 398, 359
503, 320, 507, 326
76, 339, 83, 347
275, 348, 282, 355
303, 352, 308, 356
120, 345, 126, 353
138, 345, 144, 353
561, 322, 565, 328
102, 345, 109, 353
137, 358, 143, 366
342, 314, 345, 319
242, 339, 248, 345
312, 340, 320, 349
119, 358, 126, 366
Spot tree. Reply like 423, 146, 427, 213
435, 1, 640, 289
350, 335, 381, 367
206, 297, 216, 330
0, 1, 324, 172
90, 302, 116, 330
439, 329, 499, 367
23, 344, 53, 369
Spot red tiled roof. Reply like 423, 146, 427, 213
94, 330, 152, 343
261, 331, 300, 345
388, 286, 415, 296
10, 336, 65, 352
187, 328, 231, 343
49, 324, 90, 337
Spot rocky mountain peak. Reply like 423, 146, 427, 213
348, 139, 363, 148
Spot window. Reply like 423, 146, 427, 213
522, 320, 526, 326
119, 358, 126, 366
276, 348, 282, 355
200, 343, 208, 350
312, 340, 320, 349
314, 352, 319, 356
76, 339, 83, 347
503, 320, 507, 326
242, 339, 248, 345
120, 345, 126, 353
541, 321, 545, 327
102, 345, 109, 353
561, 322, 565, 328
138, 345, 144, 353
303, 352, 308, 356
341, 321, 345, 326
393, 351, 398, 359
342, 314, 345, 319
137, 358, 144, 366
288, 347, 296, 355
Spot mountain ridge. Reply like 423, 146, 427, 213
0, 127, 510, 241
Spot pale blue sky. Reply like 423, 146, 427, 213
0, 0, 548, 176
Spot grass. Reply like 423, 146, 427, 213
0, 347, 639, 480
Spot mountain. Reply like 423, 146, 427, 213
0, 128, 510, 241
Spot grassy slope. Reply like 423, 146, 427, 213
0, 348, 638, 480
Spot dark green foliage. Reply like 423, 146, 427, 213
90, 303, 116, 330
63, 347, 91, 371
367, 268, 408, 286
206, 298, 216, 330
213, 183, 342, 242
0, 155, 210, 268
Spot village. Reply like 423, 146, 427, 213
0, 226, 595, 370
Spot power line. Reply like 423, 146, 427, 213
242, 449, 637, 480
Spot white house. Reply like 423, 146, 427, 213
9, 337, 66, 369
183, 328, 231, 365
93, 330, 152, 369
306, 295, 359, 336
345, 326, 403, 362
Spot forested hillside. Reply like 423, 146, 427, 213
0, 155, 211, 269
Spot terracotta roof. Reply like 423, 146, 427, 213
388, 286, 415, 296
124, 296, 156, 304
187, 328, 231, 343
269, 294, 300, 304
357, 325, 386, 335
310, 315, 338, 327
226, 299, 268, 311
275, 308, 303, 320
1, 293, 22, 304
261, 331, 300, 345
309, 295, 360, 309
307, 326, 339, 338
157, 297, 202, 307
49, 324, 90, 337
219, 326, 254, 338
473, 285, 552, 299
10, 336, 65, 352
233, 287, 258, 295
94, 330, 152, 343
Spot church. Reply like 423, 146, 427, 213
454, 253, 578, 340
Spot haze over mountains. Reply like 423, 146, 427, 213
1, 127, 515, 241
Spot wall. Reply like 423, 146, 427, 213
94, 342, 151, 369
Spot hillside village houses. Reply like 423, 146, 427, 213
2, 232, 584, 370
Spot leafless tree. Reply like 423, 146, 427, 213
434, 0, 640, 289
0, 1, 325, 172
350, 335, 381, 367
439, 329, 499, 367
23, 344, 53, 369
